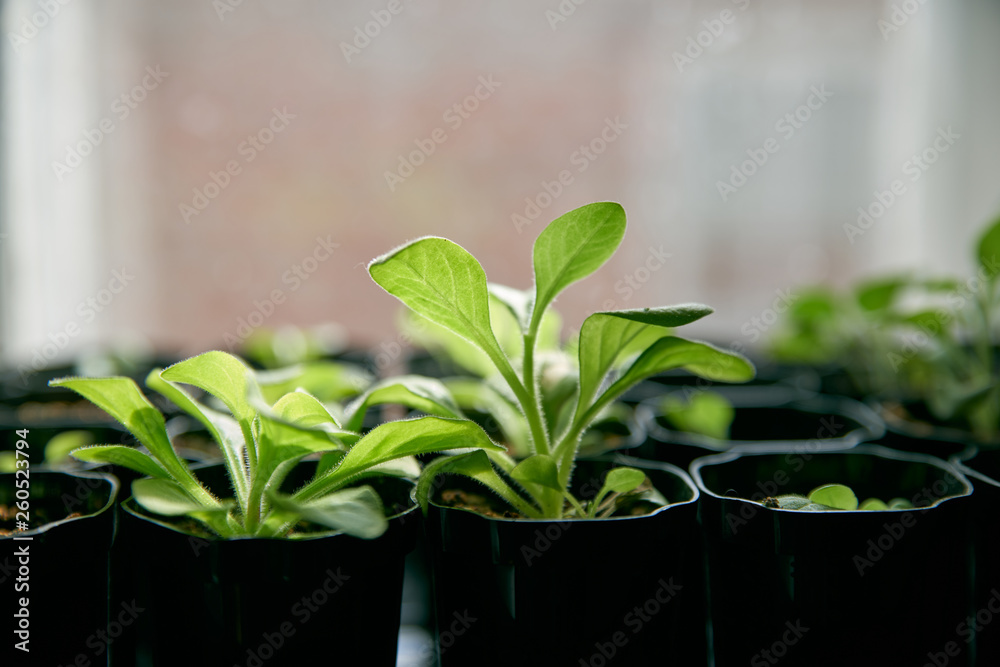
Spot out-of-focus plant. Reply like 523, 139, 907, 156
769, 216, 1000, 442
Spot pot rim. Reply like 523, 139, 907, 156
427, 453, 699, 524
689, 442, 973, 512
1, 469, 119, 537
637, 387, 885, 450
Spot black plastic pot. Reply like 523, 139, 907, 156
1, 469, 118, 666
692, 444, 974, 666
875, 400, 983, 460
632, 385, 884, 468
952, 448, 1000, 667
425, 456, 706, 666
111, 464, 418, 666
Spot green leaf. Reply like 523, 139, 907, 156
601, 467, 645, 494
44, 430, 94, 465
416, 450, 540, 518
856, 278, 906, 312
70, 445, 170, 479
773, 495, 812, 510
808, 484, 858, 510
49, 376, 192, 482
160, 351, 258, 429
660, 391, 734, 440
590, 467, 646, 515
293, 417, 504, 502
859, 498, 889, 511
257, 361, 371, 404
976, 215, 1000, 281
344, 376, 463, 432
577, 306, 714, 412
132, 478, 212, 515
888, 497, 914, 510
147, 370, 249, 507
598, 338, 755, 413
254, 391, 355, 490
269, 486, 388, 539
368, 237, 507, 369
531, 202, 626, 327
510, 454, 561, 492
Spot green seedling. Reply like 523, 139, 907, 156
764, 483, 914, 512
368, 202, 755, 519
50, 351, 501, 538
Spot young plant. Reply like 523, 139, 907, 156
769, 215, 1000, 442
368, 201, 755, 519
763, 483, 914, 512
50, 351, 501, 538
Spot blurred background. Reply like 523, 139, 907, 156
1, 0, 999, 370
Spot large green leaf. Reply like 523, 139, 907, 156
368, 237, 507, 368
132, 478, 213, 515
293, 417, 504, 502
599, 338, 754, 411
269, 486, 388, 539
344, 376, 463, 432
416, 450, 540, 518
160, 351, 258, 429
576, 306, 714, 414
147, 370, 249, 506
977, 215, 1000, 282
70, 445, 170, 479
530, 202, 626, 327
49, 377, 192, 482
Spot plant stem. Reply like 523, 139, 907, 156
489, 341, 551, 457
